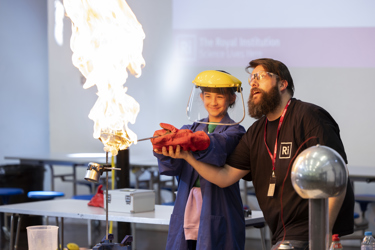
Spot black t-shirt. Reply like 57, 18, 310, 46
227, 98, 354, 244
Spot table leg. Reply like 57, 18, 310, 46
156, 171, 161, 205
172, 177, 176, 201
61, 217, 64, 250
259, 226, 266, 250
131, 223, 136, 250
9, 214, 14, 250
55, 217, 60, 249
135, 169, 140, 189
3, 213, 10, 239
149, 171, 154, 201
3, 214, 21, 250
243, 181, 248, 206
87, 219, 92, 248
14, 215, 21, 250
73, 164, 78, 196
56, 217, 64, 250
47, 164, 55, 191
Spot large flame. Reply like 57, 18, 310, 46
63, 0, 145, 155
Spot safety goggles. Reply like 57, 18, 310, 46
248, 71, 279, 84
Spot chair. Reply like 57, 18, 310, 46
27, 191, 65, 200
74, 180, 101, 195
339, 194, 375, 241
0, 188, 24, 205
247, 190, 269, 250
72, 194, 94, 201
160, 176, 178, 204
354, 194, 375, 234
0, 188, 24, 250
161, 201, 175, 206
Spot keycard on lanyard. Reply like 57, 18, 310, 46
268, 172, 276, 197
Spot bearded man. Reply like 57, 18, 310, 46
155, 58, 354, 250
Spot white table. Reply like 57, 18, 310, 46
0, 199, 264, 249
4, 154, 165, 202
348, 166, 375, 183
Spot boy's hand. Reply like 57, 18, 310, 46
154, 145, 192, 160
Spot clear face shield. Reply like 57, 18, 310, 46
186, 70, 246, 126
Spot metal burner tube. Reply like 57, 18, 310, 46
106, 152, 109, 240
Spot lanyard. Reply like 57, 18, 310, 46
264, 99, 291, 172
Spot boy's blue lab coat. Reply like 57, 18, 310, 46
154, 114, 246, 250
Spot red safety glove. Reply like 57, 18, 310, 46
88, 184, 104, 208
153, 123, 179, 137
151, 123, 210, 152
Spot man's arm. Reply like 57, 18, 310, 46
155, 145, 250, 188
328, 186, 347, 234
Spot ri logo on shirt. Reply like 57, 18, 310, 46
279, 142, 292, 159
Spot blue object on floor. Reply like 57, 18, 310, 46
27, 191, 65, 200
355, 194, 375, 223
0, 188, 24, 204
72, 194, 94, 200
355, 194, 375, 213
161, 201, 175, 206
352, 194, 375, 234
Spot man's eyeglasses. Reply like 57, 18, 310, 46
248, 71, 279, 84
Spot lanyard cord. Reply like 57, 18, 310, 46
263, 99, 291, 172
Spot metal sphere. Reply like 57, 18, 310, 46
291, 145, 347, 199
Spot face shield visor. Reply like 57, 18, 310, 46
186, 70, 245, 126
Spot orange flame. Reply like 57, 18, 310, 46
64, 0, 145, 155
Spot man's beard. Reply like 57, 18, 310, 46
248, 85, 281, 119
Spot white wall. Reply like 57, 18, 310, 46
0, 0, 49, 164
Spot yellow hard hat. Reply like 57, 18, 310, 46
192, 70, 242, 90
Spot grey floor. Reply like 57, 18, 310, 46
0, 217, 363, 250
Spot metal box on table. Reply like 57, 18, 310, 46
104, 189, 155, 213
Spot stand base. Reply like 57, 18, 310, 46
92, 241, 131, 250
92, 234, 133, 250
